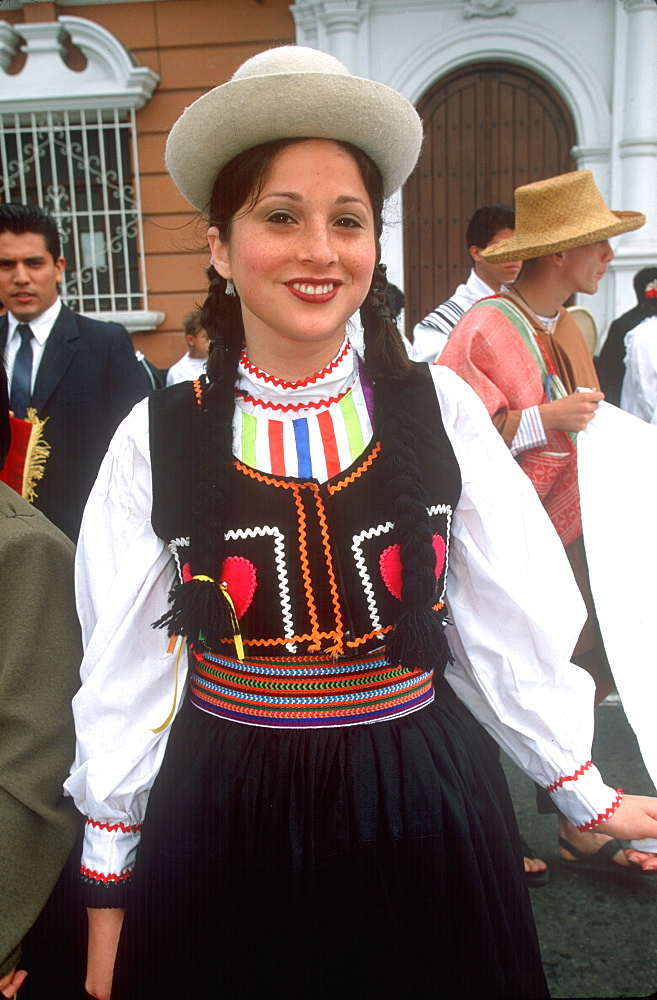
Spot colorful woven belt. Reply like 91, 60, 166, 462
189, 645, 434, 728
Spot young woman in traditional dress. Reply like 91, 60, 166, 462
66, 47, 657, 1000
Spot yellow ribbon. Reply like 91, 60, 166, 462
220, 581, 245, 660
152, 636, 185, 734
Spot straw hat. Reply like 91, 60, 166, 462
166, 46, 423, 210
481, 171, 645, 262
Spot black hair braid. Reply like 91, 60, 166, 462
361, 266, 451, 675
155, 265, 243, 649
360, 264, 422, 382
375, 386, 452, 676
201, 264, 245, 383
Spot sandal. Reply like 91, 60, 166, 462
558, 835, 646, 876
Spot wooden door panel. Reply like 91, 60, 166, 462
404, 64, 576, 332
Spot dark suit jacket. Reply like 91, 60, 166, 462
1, 304, 148, 540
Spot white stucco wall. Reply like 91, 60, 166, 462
291, 0, 657, 344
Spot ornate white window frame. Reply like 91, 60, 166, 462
0, 16, 163, 332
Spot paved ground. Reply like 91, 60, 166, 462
502, 696, 657, 999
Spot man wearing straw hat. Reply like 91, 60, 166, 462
439, 170, 657, 874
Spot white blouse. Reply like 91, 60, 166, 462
65, 348, 622, 886
620, 316, 657, 423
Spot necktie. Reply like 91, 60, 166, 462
9, 323, 34, 420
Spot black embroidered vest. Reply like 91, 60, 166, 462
149, 371, 462, 660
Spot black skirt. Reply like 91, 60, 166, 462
113, 678, 548, 999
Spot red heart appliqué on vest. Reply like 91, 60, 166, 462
182, 557, 257, 619
379, 534, 446, 601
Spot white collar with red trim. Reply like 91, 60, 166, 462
236, 338, 358, 410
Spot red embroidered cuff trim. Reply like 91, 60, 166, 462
80, 865, 133, 884
86, 818, 142, 834
545, 760, 593, 793
575, 789, 623, 832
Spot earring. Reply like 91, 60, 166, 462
225, 278, 236, 297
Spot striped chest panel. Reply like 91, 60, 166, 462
234, 379, 372, 483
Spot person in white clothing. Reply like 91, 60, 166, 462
66, 47, 657, 1000
620, 280, 657, 422
165, 310, 209, 385
409, 204, 522, 362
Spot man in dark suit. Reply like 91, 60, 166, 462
0, 204, 148, 540
595, 266, 657, 406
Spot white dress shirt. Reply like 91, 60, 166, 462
620, 317, 657, 423
3, 298, 62, 393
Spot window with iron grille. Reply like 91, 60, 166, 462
0, 16, 161, 331
1, 108, 144, 314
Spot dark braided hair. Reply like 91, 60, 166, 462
363, 267, 451, 673
158, 138, 450, 675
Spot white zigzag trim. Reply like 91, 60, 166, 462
168, 537, 190, 580
224, 525, 295, 647
352, 521, 394, 630
427, 504, 452, 603
351, 506, 453, 629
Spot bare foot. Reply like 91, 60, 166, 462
524, 855, 548, 875
558, 817, 629, 867
520, 836, 548, 876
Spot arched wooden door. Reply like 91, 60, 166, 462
403, 63, 577, 332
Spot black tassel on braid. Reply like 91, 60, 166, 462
154, 263, 244, 649
361, 265, 451, 676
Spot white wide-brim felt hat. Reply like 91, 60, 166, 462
482, 170, 645, 262
166, 45, 423, 210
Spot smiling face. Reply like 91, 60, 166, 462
0, 231, 65, 323
559, 240, 614, 295
208, 139, 377, 376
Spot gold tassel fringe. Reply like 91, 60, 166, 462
22, 408, 51, 503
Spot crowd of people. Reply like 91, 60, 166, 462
2, 44, 657, 1000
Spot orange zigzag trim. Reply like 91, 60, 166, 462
216, 631, 343, 648
235, 460, 302, 489
327, 442, 381, 493
311, 483, 344, 653
193, 378, 203, 406
291, 484, 321, 646
576, 789, 623, 832
344, 603, 444, 649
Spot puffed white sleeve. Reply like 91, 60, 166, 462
431, 366, 622, 830
620, 320, 657, 423
64, 398, 187, 904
